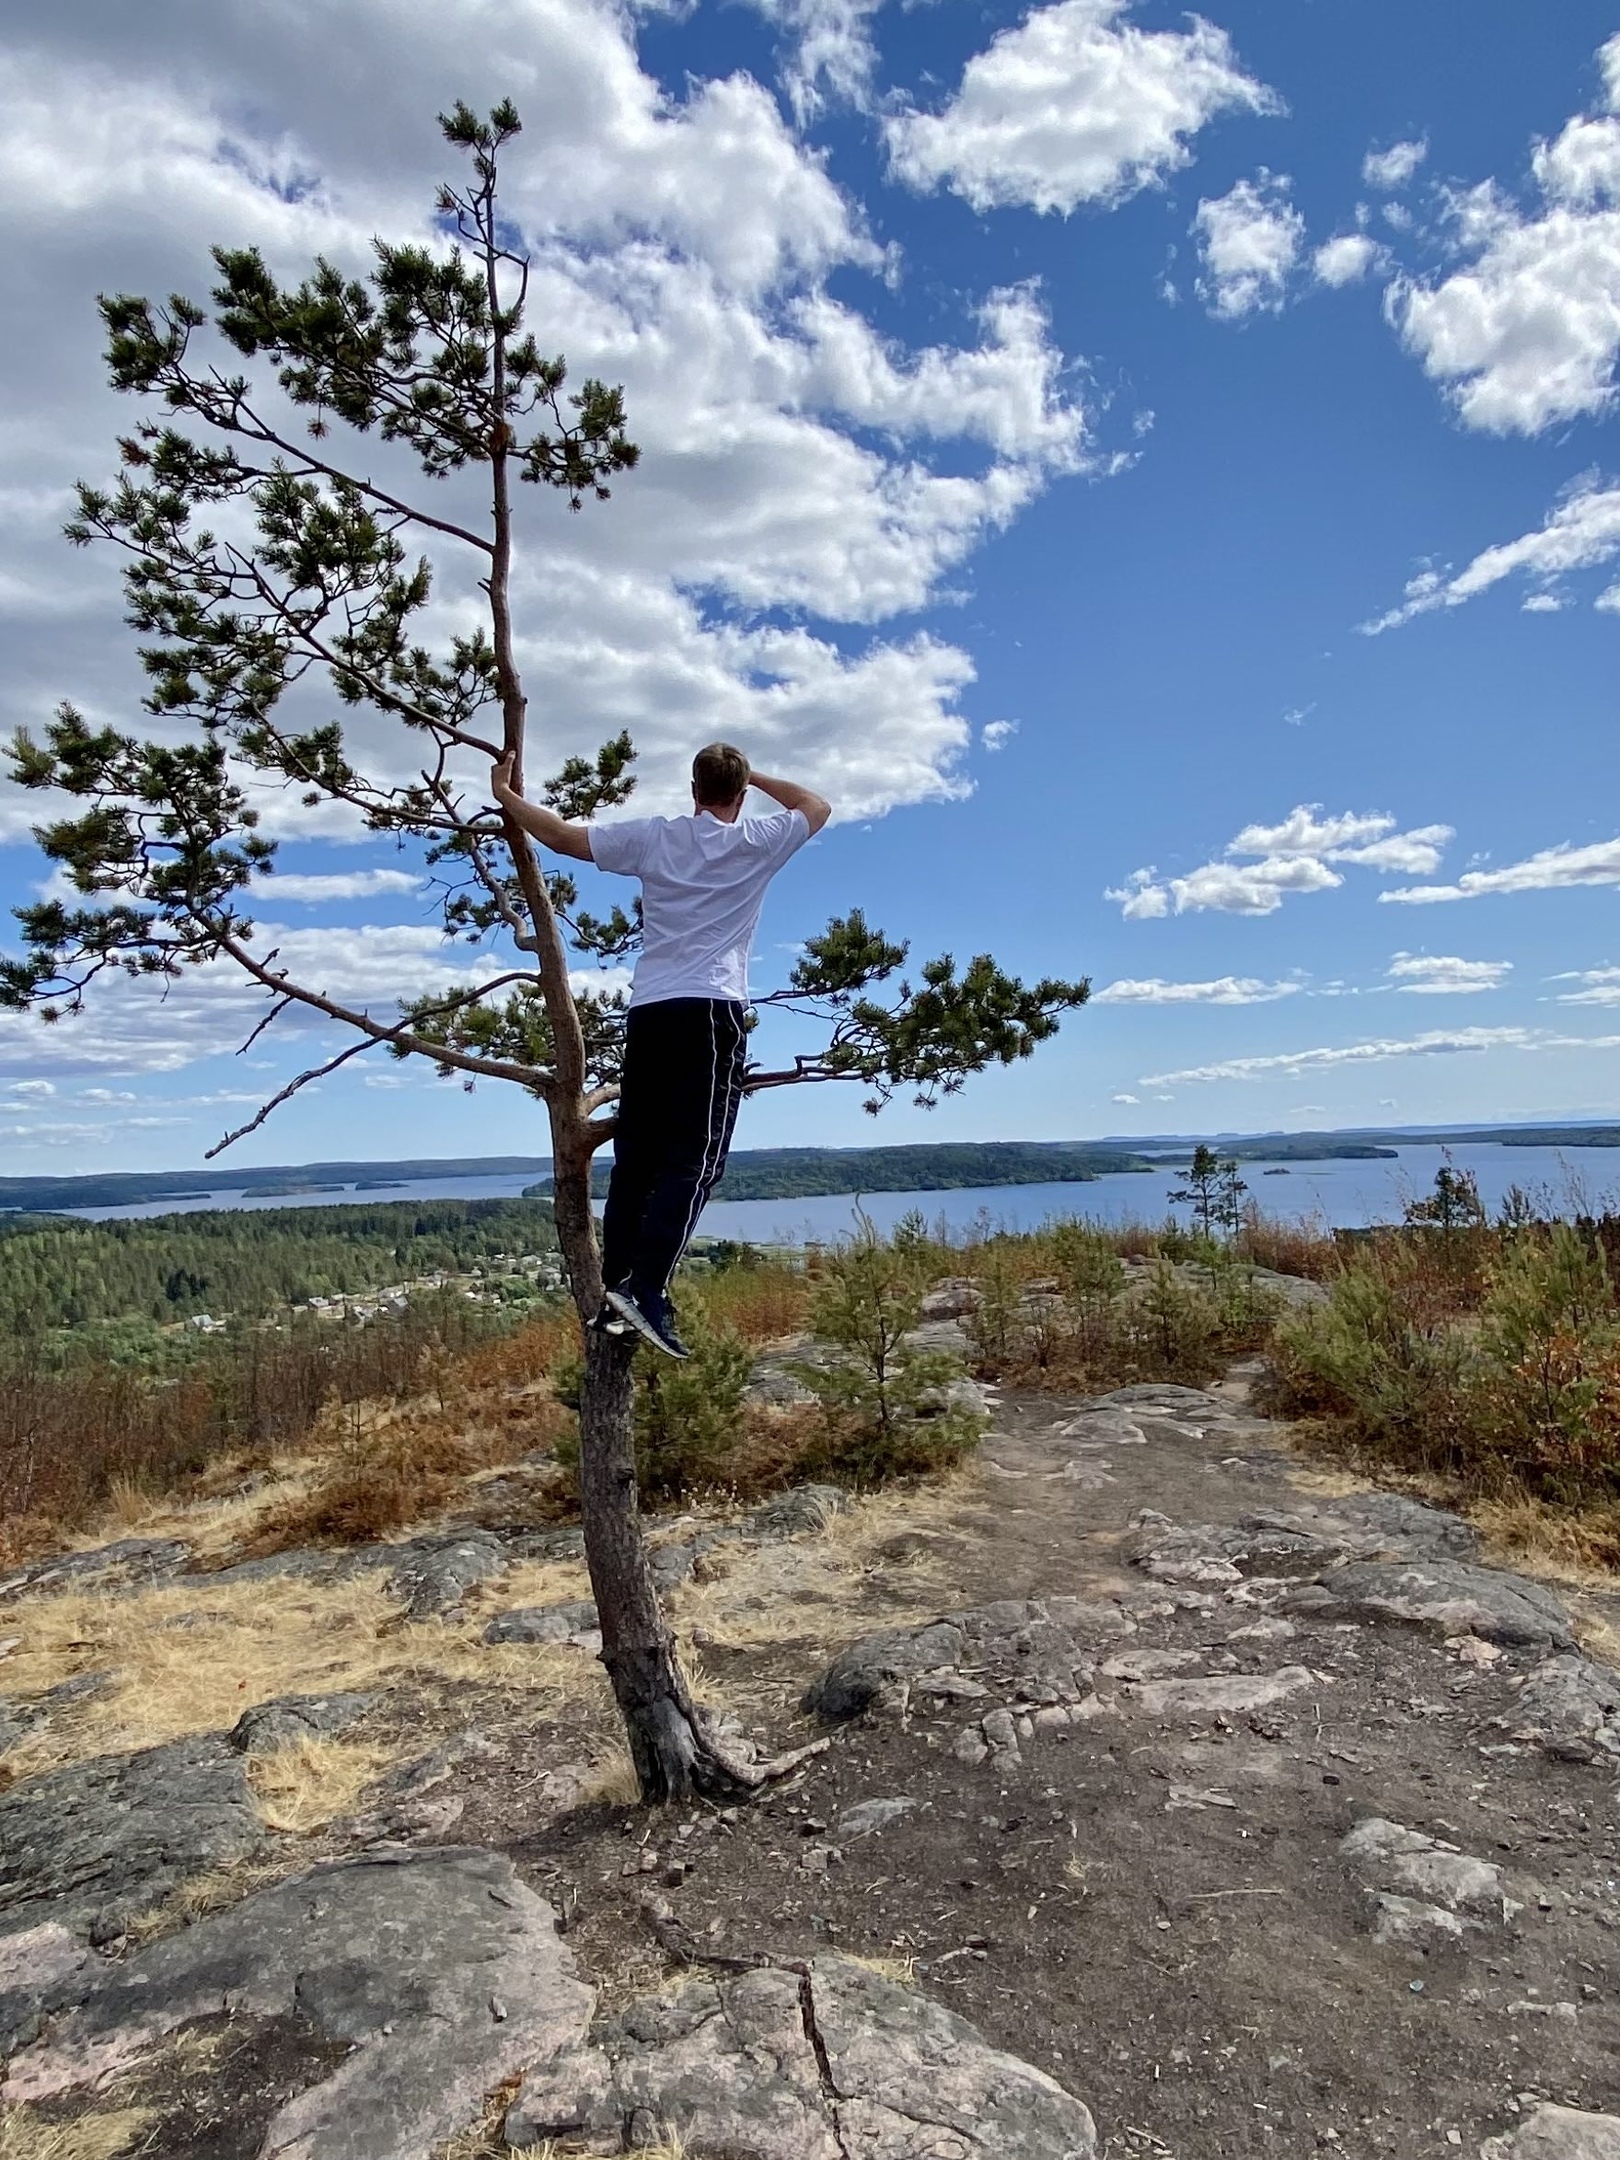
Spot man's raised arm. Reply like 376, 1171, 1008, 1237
749, 771, 831, 836
491, 752, 595, 863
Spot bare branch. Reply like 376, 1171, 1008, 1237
205, 1035, 378, 1155
234, 993, 293, 1057
216, 927, 554, 1093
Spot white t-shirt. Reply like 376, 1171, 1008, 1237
589, 808, 811, 1008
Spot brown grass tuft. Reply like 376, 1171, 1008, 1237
0, 2109, 155, 2160
695, 1260, 810, 1345
240, 1384, 573, 1555
246, 1735, 402, 1833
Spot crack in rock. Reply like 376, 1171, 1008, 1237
506, 1954, 1097, 2158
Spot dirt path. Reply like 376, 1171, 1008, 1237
508, 1371, 1620, 2159
5, 1365, 1620, 2157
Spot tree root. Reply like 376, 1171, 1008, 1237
691, 1711, 830, 1793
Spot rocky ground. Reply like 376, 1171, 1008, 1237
2, 1351, 1619, 2158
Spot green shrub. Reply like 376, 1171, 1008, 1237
1263, 1240, 1469, 1465
1049, 1223, 1124, 1334
633, 1306, 754, 1500
1117, 1255, 1219, 1382
969, 1240, 1027, 1370
1468, 1224, 1620, 1495
792, 1227, 986, 1484
552, 1292, 753, 1501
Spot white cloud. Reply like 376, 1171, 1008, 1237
1109, 805, 1453, 918
1386, 953, 1512, 994
1382, 835, 1620, 906
884, 0, 1277, 216
1142, 1025, 1591, 1089
1228, 807, 1397, 857
1095, 975, 1301, 1005
1362, 138, 1427, 192
1522, 592, 1569, 613
0, 4, 1098, 859
0, 921, 506, 1082
1193, 171, 1304, 320
743, 0, 882, 123
1111, 1090, 1140, 1104
1551, 964, 1620, 1006
258, 868, 424, 903
1362, 478, 1620, 631
1390, 37, 1620, 433
981, 719, 1019, 752
1138, 856, 1342, 917
1313, 232, 1381, 288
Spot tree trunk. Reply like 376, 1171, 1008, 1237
575, 1320, 725, 1801
548, 1114, 822, 1803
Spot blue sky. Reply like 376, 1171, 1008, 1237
4, 0, 1620, 1170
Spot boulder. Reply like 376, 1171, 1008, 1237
919, 1277, 983, 1320
835, 1796, 918, 1840
1121, 1665, 1318, 1719
506, 1953, 1097, 2159
742, 1485, 850, 1540
805, 1620, 967, 1721
3, 1849, 597, 2160
387, 1532, 507, 1617
806, 1595, 1137, 1722
228, 1690, 381, 1754
1306, 1559, 1573, 1649
0, 1537, 191, 1606
1507, 1653, 1620, 1762
1340, 1817, 1505, 1918
484, 1599, 601, 1647
902, 1317, 974, 1358
1481, 2107, 1620, 2159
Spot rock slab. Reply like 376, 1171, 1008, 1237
0, 1735, 263, 1943
507, 1953, 1097, 2159
1310, 1559, 1574, 1648
3, 1848, 595, 2160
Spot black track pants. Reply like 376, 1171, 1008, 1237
600, 997, 747, 1300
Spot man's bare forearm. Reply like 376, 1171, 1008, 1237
750, 770, 831, 835
491, 753, 594, 861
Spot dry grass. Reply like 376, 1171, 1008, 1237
668, 1474, 976, 1656
0, 1566, 610, 1783
242, 1386, 571, 1554
245, 1736, 403, 1833
123, 1858, 290, 1948
697, 1261, 810, 1345
573, 1740, 642, 1809
0, 2109, 155, 2160
71, 1456, 325, 1567
1574, 1609, 1620, 1670
1466, 1492, 1620, 1583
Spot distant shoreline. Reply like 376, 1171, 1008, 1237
5, 1121, 1612, 1215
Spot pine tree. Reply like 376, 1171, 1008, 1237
1, 105, 1089, 1800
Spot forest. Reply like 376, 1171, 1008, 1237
0, 1197, 560, 1337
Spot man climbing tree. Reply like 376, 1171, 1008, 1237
1, 101, 1089, 1800
493, 740, 829, 1361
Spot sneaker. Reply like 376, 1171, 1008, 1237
590, 1301, 630, 1337
604, 1287, 691, 1360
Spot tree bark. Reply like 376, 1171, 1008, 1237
548, 1110, 824, 1802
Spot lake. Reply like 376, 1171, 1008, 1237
62, 1140, 1620, 1239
